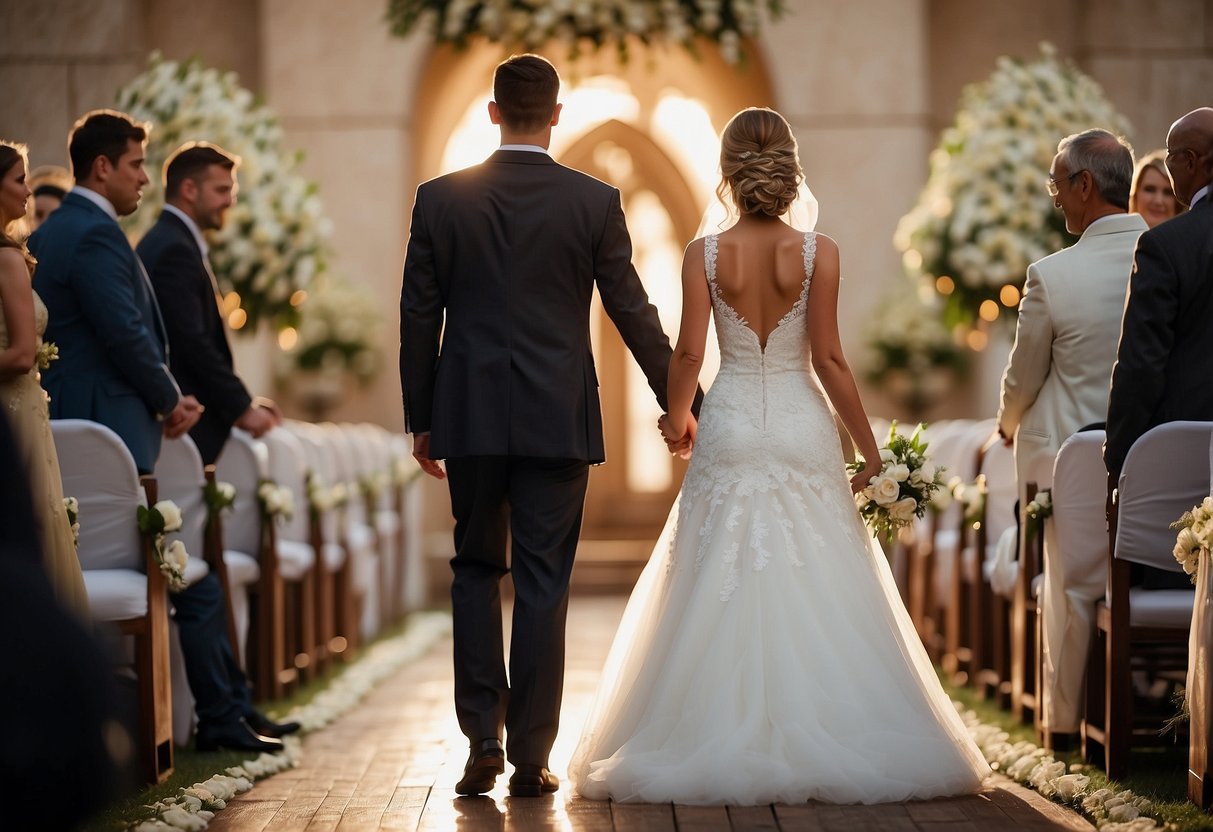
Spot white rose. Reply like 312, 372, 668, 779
163, 539, 189, 573
155, 500, 183, 532
218, 482, 236, 502
888, 497, 918, 523
918, 462, 937, 483
1177, 526, 1201, 557
887, 463, 910, 483
878, 448, 896, 463
870, 474, 901, 506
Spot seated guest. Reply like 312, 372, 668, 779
998, 129, 1145, 505
1128, 150, 1183, 229
28, 164, 71, 231
138, 141, 280, 465
1107, 108, 1213, 474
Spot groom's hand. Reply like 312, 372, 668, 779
412, 432, 446, 480
658, 413, 696, 460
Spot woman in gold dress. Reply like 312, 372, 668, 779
0, 141, 88, 615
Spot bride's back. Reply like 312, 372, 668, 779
712, 221, 809, 347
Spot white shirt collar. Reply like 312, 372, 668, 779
162, 203, 209, 258
71, 185, 118, 222
1084, 213, 1124, 233
498, 144, 549, 154
1190, 185, 1210, 209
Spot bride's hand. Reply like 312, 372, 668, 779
658, 413, 695, 460
849, 460, 881, 495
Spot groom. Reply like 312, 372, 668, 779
399, 53, 690, 796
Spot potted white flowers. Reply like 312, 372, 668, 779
849, 422, 949, 540
894, 44, 1130, 335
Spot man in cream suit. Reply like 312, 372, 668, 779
996, 128, 1144, 739
997, 128, 1145, 495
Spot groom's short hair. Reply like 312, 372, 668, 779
493, 54, 559, 132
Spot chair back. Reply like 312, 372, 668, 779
213, 429, 267, 556
262, 428, 309, 544
980, 438, 1018, 543
1050, 430, 1109, 594
1116, 421, 1213, 570
153, 436, 207, 566
52, 419, 145, 571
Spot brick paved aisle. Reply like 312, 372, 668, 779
210, 596, 1094, 831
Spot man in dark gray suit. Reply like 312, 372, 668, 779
1106, 107, 1213, 474
400, 54, 690, 797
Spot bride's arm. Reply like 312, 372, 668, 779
806, 236, 881, 488
0, 249, 36, 381
666, 238, 712, 438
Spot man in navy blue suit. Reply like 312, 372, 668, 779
29, 110, 202, 473
30, 111, 296, 753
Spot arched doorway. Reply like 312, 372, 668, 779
414, 40, 776, 587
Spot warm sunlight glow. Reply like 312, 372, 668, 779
228, 308, 248, 330
979, 300, 1000, 322
966, 329, 989, 351
935, 275, 955, 295
290, 289, 308, 307
651, 91, 720, 206
221, 291, 241, 315
999, 284, 1021, 307
902, 249, 923, 271
278, 326, 298, 350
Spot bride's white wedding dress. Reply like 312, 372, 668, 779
569, 232, 990, 805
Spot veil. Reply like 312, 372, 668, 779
694, 178, 820, 239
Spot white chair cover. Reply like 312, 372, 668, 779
285, 421, 346, 573
320, 422, 379, 638
154, 436, 209, 589
933, 419, 996, 603
213, 429, 268, 666
1040, 429, 1107, 734
51, 420, 147, 622
1115, 421, 1213, 571
977, 439, 1017, 595
261, 429, 316, 580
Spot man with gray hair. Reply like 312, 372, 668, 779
996, 128, 1145, 739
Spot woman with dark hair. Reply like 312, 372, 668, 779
1129, 149, 1183, 229
0, 140, 87, 615
570, 109, 988, 805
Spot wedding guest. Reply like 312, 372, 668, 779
30, 111, 295, 753
28, 109, 203, 474
0, 140, 88, 615
998, 129, 1144, 501
1106, 107, 1213, 476
28, 163, 71, 231
139, 142, 280, 465
1128, 150, 1183, 229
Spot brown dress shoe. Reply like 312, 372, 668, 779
455, 738, 505, 795
509, 764, 559, 797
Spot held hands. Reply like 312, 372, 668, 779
848, 459, 882, 495
658, 413, 696, 461
997, 425, 1013, 448
164, 395, 204, 438
412, 432, 446, 480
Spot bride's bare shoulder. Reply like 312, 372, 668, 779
811, 232, 839, 254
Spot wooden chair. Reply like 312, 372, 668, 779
52, 420, 173, 783
214, 431, 295, 700
1083, 421, 1212, 779
1188, 431, 1213, 809
1038, 430, 1107, 748
1011, 451, 1055, 727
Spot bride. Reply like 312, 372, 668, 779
569, 108, 990, 806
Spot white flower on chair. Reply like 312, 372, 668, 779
1171, 500, 1213, 581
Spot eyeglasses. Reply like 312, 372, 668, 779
1046, 170, 1085, 198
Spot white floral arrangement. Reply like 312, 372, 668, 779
203, 480, 236, 515
864, 288, 967, 414
136, 499, 190, 592
849, 422, 949, 540
306, 471, 349, 517
115, 53, 332, 333
387, 0, 785, 65
63, 496, 80, 549
957, 703, 1162, 830
894, 43, 1131, 333
35, 340, 59, 371
257, 480, 294, 523
276, 278, 382, 386
1025, 487, 1052, 538
952, 476, 987, 528
391, 453, 421, 488
359, 470, 390, 502
1171, 496, 1213, 582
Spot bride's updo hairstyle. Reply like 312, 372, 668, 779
717, 108, 803, 218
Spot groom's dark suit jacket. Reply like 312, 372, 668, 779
138, 211, 252, 465
400, 149, 676, 462
1105, 196, 1213, 473
29, 191, 180, 474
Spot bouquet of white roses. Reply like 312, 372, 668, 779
258, 479, 294, 523
1171, 496, 1213, 582
136, 499, 190, 592
849, 422, 949, 540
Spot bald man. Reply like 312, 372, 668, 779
1106, 107, 1213, 474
